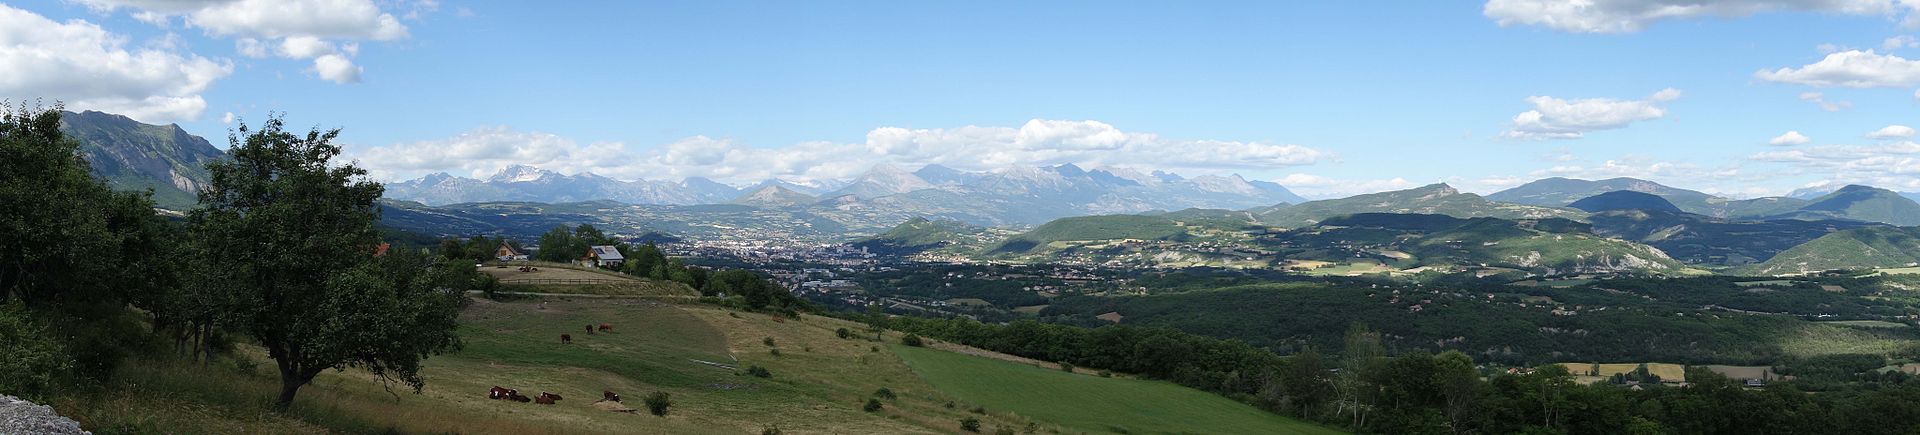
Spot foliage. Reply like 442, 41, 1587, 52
702, 269, 804, 311
864, 398, 884, 412
873, 387, 895, 400
901, 333, 925, 347
190, 115, 466, 408
644, 391, 671, 416
960, 416, 981, 432
747, 365, 772, 378
0, 303, 70, 401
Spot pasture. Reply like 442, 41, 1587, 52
482, 262, 698, 297
892, 344, 1341, 435
56, 298, 1056, 434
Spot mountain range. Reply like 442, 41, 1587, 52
58, 110, 227, 210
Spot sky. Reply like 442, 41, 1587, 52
4, 1, 1920, 198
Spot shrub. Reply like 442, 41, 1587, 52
864, 398, 884, 412
0, 305, 69, 401
1058, 362, 1074, 372
1097, 370, 1112, 378
747, 365, 772, 378
836, 328, 852, 339
944, 401, 956, 409
870, 346, 880, 353
873, 387, 896, 400
995, 427, 1017, 435
761, 425, 782, 435
644, 391, 672, 416
960, 417, 982, 432
901, 333, 925, 347
970, 406, 986, 414
763, 337, 776, 347
769, 348, 781, 357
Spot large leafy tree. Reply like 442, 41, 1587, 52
191, 115, 464, 408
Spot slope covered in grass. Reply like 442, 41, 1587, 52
892, 344, 1341, 435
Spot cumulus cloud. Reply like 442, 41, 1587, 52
1797, 91, 1852, 111
0, 4, 231, 123
76, 0, 417, 84
1483, 0, 1913, 33
1750, 140, 1920, 190
349, 119, 1328, 184
1757, 50, 1920, 88
1501, 88, 1680, 140
1771, 130, 1812, 146
1886, 35, 1920, 50
1868, 124, 1916, 139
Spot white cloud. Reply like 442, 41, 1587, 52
1771, 130, 1812, 146
1797, 91, 1853, 111
1483, 0, 1912, 33
1867, 124, 1916, 139
0, 4, 231, 123
77, 0, 415, 84
1757, 50, 1920, 88
311, 53, 360, 83
220, 111, 234, 123
1501, 88, 1680, 140
350, 119, 1328, 184
1749, 141, 1920, 189
1886, 35, 1920, 50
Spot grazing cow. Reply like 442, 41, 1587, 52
586, 324, 595, 335
535, 392, 563, 405
600, 390, 621, 402
598, 323, 612, 332
488, 386, 510, 400
561, 334, 572, 344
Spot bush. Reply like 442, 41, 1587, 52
747, 365, 772, 378
864, 398, 884, 412
901, 333, 925, 347
769, 348, 782, 357
970, 406, 986, 414
873, 387, 896, 400
1097, 370, 1112, 378
1058, 362, 1074, 372
0, 305, 69, 401
995, 427, 1016, 435
836, 328, 852, 339
960, 417, 982, 432
763, 337, 776, 347
644, 391, 671, 416
761, 425, 782, 435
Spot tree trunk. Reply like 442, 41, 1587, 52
276, 374, 303, 409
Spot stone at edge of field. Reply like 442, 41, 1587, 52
0, 395, 91, 435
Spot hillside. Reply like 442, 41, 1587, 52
1773, 185, 1920, 226
1587, 209, 1875, 266
1568, 191, 1683, 213
59, 110, 226, 210
1277, 213, 1688, 275
992, 214, 1191, 253
730, 184, 817, 208
1253, 183, 1585, 227
1488, 177, 1718, 214
853, 217, 997, 254
1744, 227, 1920, 275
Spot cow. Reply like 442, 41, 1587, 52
561, 334, 572, 344
487, 386, 510, 400
535, 392, 563, 405
598, 323, 613, 332
507, 389, 531, 402
585, 324, 595, 335
600, 390, 621, 403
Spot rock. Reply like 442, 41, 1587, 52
0, 395, 90, 435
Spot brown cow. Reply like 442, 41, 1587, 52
600, 390, 621, 402
506, 389, 531, 402
585, 324, 595, 335
561, 334, 572, 344
535, 392, 563, 405
598, 323, 613, 332
487, 386, 510, 400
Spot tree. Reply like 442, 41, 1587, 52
191, 115, 465, 408
536, 225, 577, 262
1336, 323, 1386, 429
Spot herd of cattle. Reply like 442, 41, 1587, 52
490, 322, 623, 405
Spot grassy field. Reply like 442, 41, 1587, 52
483, 262, 698, 297
1558, 363, 1686, 383
1780, 324, 1920, 357
892, 344, 1341, 435
55, 298, 1054, 434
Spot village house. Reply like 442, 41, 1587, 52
494, 242, 528, 262
581, 245, 624, 268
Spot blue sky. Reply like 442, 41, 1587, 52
6, 1, 1920, 198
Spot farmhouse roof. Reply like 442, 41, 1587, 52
589, 245, 623, 260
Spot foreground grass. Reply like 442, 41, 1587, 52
892, 344, 1342, 435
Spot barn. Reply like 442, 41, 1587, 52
494, 242, 528, 262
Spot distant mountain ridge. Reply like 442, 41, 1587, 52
1491, 177, 1920, 226
1567, 191, 1683, 213
1253, 183, 1584, 227
59, 110, 227, 210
